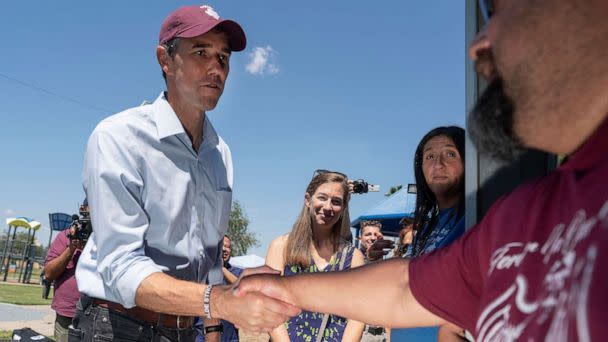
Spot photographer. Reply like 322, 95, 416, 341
44, 200, 89, 342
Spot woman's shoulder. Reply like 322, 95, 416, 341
266, 234, 290, 272
269, 234, 289, 250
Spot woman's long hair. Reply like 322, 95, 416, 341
411, 126, 465, 255
285, 172, 351, 268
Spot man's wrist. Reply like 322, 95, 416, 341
208, 285, 227, 320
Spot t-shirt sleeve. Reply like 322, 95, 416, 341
408, 216, 492, 332
45, 231, 69, 265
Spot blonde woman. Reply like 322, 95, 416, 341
266, 170, 365, 342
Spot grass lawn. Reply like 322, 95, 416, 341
0, 282, 53, 305
0, 330, 12, 340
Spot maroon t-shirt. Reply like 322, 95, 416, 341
410, 119, 608, 341
45, 230, 82, 317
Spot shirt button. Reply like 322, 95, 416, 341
102, 317, 107, 323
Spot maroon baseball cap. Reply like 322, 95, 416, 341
159, 5, 246, 52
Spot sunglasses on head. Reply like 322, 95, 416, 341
479, 0, 494, 23
312, 169, 348, 179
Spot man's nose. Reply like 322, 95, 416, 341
207, 58, 224, 79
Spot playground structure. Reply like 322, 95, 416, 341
0, 217, 43, 283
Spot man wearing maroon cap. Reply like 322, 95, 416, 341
71, 5, 298, 342
235, 0, 608, 340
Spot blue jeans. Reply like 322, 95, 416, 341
68, 303, 197, 342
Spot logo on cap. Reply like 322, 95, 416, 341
200, 5, 220, 20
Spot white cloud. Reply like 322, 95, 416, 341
245, 46, 280, 75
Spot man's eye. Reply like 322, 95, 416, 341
195, 50, 207, 56
447, 151, 456, 158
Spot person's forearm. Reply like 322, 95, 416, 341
342, 320, 365, 341
223, 267, 238, 284
282, 258, 442, 328
135, 272, 206, 316
281, 259, 407, 325
44, 247, 73, 281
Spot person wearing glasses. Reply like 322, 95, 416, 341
235, 0, 608, 340
265, 170, 365, 342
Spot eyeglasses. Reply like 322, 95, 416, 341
479, 0, 494, 23
312, 169, 348, 179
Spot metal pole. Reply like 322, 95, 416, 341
23, 229, 37, 283
17, 228, 31, 283
3, 226, 18, 282
47, 213, 54, 253
0, 225, 16, 279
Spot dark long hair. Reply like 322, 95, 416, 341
411, 126, 465, 256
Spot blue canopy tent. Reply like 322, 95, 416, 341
351, 187, 416, 239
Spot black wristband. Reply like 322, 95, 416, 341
204, 324, 223, 335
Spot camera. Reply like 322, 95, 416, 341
351, 179, 380, 194
67, 204, 92, 242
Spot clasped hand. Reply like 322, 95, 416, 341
212, 266, 299, 333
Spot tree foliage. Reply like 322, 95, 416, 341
385, 184, 403, 197
0, 231, 48, 260
227, 200, 259, 256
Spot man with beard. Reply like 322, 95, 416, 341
234, 0, 608, 340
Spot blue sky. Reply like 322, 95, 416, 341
0, 1, 465, 256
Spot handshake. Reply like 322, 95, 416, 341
207, 266, 301, 334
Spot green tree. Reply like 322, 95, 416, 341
227, 200, 259, 256
385, 184, 403, 197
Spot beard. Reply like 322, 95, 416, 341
468, 77, 527, 162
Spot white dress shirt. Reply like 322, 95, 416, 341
76, 92, 233, 308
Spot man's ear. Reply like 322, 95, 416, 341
156, 45, 171, 77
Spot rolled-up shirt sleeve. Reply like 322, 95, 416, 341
84, 124, 164, 308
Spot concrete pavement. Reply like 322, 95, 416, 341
0, 303, 54, 337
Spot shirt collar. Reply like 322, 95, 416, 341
152, 91, 220, 148
561, 117, 608, 171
